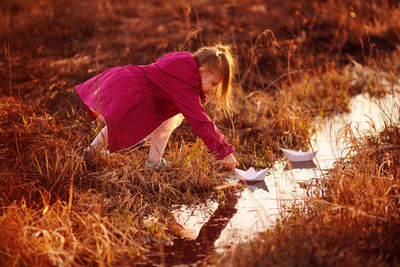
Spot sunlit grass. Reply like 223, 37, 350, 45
1, 0, 400, 265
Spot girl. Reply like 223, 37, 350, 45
76, 44, 239, 171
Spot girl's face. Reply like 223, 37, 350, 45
199, 67, 221, 95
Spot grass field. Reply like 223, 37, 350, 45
1, 0, 399, 265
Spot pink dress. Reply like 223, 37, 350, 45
75, 52, 234, 159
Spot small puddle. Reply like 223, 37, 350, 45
146, 92, 398, 266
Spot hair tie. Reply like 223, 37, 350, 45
216, 51, 223, 58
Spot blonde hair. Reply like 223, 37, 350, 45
193, 44, 237, 114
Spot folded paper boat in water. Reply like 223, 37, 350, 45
280, 148, 318, 162
234, 167, 269, 182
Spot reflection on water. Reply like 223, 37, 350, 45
245, 180, 269, 193
284, 160, 317, 170
150, 195, 239, 266
148, 92, 398, 265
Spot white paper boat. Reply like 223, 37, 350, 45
234, 167, 269, 182
280, 148, 318, 162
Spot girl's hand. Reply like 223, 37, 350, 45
221, 153, 239, 171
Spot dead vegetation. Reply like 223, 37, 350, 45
1, 0, 400, 265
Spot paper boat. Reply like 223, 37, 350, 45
280, 148, 318, 162
234, 167, 269, 182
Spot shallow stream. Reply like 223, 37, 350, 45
145, 92, 397, 266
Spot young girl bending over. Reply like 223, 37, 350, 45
76, 44, 239, 171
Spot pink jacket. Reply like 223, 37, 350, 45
75, 52, 234, 159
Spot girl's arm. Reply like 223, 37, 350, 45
170, 86, 235, 160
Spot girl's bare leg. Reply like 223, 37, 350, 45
84, 107, 108, 154
148, 114, 184, 164
86, 125, 108, 153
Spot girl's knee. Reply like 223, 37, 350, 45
162, 114, 184, 131
150, 114, 184, 140
170, 114, 184, 129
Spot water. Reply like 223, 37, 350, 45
148, 92, 398, 265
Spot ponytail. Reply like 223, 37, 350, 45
194, 44, 237, 115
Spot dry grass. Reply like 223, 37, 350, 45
1, 0, 400, 265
